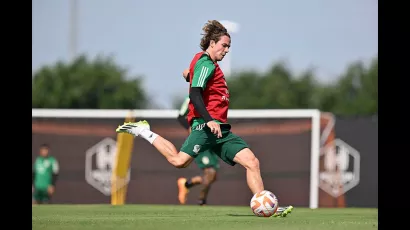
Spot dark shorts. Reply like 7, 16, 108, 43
194, 150, 220, 169
33, 188, 50, 203
180, 124, 249, 166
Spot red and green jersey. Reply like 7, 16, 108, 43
187, 52, 230, 127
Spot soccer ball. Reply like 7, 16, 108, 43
250, 190, 279, 217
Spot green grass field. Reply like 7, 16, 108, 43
32, 205, 378, 230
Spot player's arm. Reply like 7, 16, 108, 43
182, 68, 190, 82
51, 158, 60, 187
189, 58, 215, 122
177, 96, 190, 130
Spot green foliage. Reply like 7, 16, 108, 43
32, 54, 148, 109
226, 56, 378, 116
33, 53, 377, 116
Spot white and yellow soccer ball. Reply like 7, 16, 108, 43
250, 190, 279, 217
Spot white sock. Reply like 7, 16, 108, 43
139, 129, 158, 144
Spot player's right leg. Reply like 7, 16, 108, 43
116, 121, 194, 168
32, 188, 38, 204
33, 188, 47, 205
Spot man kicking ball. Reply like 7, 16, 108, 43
116, 19, 293, 217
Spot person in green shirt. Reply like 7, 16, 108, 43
32, 144, 59, 204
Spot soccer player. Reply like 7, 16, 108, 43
32, 144, 59, 204
116, 20, 292, 217
176, 95, 220, 206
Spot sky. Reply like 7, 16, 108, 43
32, 0, 378, 109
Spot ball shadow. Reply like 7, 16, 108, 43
226, 214, 256, 217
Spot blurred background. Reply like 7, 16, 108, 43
32, 0, 377, 208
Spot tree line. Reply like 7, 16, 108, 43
32, 54, 377, 116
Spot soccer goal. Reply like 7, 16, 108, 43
32, 109, 332, 209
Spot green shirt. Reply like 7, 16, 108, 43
33, 156, 59, 189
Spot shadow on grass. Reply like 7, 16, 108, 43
226, 214, 255, 217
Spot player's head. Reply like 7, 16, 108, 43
39, 144, 50, 157
200, 20, 231, 62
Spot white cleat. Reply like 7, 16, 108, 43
115, 120, 150, 137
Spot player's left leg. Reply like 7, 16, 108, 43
43, 190, 52, 204
197, 167, 217, 205
41, 196, 51, 204
177, 176, 202, 204
273, 205, 294, 217
195, 151, 219, 205
33, 189, 49, 205
178, 150, 219, 205
219, 141, 264, 194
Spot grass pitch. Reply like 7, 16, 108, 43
32, 204, 377, 230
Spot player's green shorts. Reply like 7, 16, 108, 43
194, 150, 220, 169
33, 188, 50, 203
180, 123, 249, 166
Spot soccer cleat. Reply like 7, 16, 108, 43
197, 199, 206, 206
115, 120, 150, 137
177, 177, 190, 204
273, 205, 294, 217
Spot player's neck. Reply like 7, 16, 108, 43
204, 51, 217, 63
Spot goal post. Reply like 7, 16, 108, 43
32, 108, 323, 209
111, 112, 135, 205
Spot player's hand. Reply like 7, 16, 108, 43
207, 121, 222, 138
48, 185, 55, 195
182, 68, 190, 80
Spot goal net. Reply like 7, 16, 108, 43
32, 109, 335, 208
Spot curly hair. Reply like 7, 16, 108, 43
200, 20, 231, 51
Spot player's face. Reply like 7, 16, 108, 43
213, 35, 231, 62
40, 147, 49, 157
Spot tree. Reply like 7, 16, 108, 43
228, 61, 313, 109
315, 56, 378, 115
32, 54, 149, 109
226, 56, 378, 116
